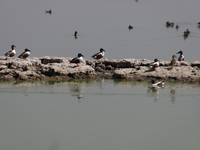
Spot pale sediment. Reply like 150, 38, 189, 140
0, 56, 200, 83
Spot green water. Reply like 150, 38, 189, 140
0, 79, 200, 150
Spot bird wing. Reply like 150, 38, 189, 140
4, 50, 12, 56
18, 52, 25, 58
92, 52, 100, 59
70, 57, 78, 63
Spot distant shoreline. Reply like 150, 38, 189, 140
0, 56, 200, 83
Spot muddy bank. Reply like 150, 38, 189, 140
0, 56, 200, 83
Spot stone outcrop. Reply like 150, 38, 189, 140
0, 56, 200, 83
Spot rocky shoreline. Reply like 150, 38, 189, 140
0, 56, 200, 83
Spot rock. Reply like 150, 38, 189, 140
0, 56, 199, 83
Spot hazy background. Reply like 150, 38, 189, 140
0, 0, 200, 62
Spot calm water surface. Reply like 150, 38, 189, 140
0, 0, 200, 62
0, 0, 200, 150
0, 79, 200, 150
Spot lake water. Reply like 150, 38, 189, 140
0, 0, 200, 62
0, 79, 200, 150
0, 0, 200, 150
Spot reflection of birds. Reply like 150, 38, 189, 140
18, 49, 31, 60
151, 80, 165, 87
69, 84, 84, 101
45, 9, 52, 14
128, 25, 133, 30
5, 45, 16, 58
74, 31, 78, 38
149, 58, 159, 70
170, 88, 176, 103
177, 51, 184, 61
147, 86, 159, 102
169, 55, 177, 66
70, 53, 84, 67
92, 48, 105, 60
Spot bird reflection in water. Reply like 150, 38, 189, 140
147, 86, 159, 102
69, 84, 84, 102
170, 88, 176, 104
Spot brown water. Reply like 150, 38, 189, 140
0, 79, 200, 150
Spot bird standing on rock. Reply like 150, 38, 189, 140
5, 45, 16, 58
149, 58, 159, 70
70, 53, 84, 67
177, 51, 184, 61
18, 49, 31, 60
92, 48, 105, 60
170, 55, 177, 66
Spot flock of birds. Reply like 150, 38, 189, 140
148, 50, 184, 87
4, 10, 197, 87
4, 44, 106, 67
4, 45, 31, 60
166, 21, 200, 39
4, 43, 184, 87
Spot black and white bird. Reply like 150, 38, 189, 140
4, 45, 16, 58
151, 80, 165, 87
18, 49, 31, 60
70, 53, 84, 67
92, 48, 105, 60
45, 9, 52, 14
177, 51, 184, 61
149, 58, 159, 70
74, 31, 78, 38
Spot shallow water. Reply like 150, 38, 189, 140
0, 79, 200, 150
0, 0, 200, 62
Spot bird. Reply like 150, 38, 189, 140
45, 9, 52, 14
18, 49, 31, 60
151, 80, 165, 87
197, 22, 200, 28
183, 29, 190, 37
74, 31, 78, 39
186, 29, 190, 34
128, 25, 133, 30
70, 53, 84, 67
149, 58, 159, 70
166, 22, 174, 27
175, 25, 179, 30
169, 55, 177, 66
177, 51, 184, 61
92, 48, 105, 60
4, 45, 16, 58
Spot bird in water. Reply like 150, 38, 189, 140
151, 80, 165, 87
45, 9, 52, 14
177, 51, 184, 61
4, 45, 16, 59
128, 25, 133, 30
149, 58, 159, 70
74, 31, 78, 39
92, 48, 105, 60
70, 53, 84, 67
18, 49, 31, 60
